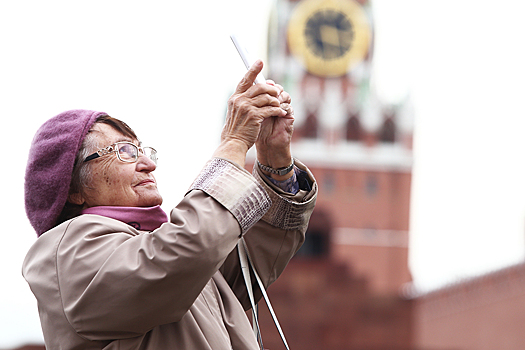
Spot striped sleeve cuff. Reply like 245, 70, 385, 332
187, 158, 271, 234
253, 158, 317, 232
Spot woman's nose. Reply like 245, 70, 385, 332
136, 154, 157, 172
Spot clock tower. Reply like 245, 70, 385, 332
267, 0, 414, 295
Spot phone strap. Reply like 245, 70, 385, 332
238, 238, 291, 350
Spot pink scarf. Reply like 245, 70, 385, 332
81, 205, 168, 231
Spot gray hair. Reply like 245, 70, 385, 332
70, 130, 100, 195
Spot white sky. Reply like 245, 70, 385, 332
1, 0, 525, 347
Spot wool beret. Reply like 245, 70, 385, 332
25, 110, 108, 236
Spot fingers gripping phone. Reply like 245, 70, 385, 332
230, 34, 266, 84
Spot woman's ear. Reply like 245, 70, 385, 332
68, 192, 85, 206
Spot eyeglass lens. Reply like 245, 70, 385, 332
116, 142, 157, 164
116, 143, 138, 162
143, 148, 157, 164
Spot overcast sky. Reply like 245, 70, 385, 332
1, 0, 525, 347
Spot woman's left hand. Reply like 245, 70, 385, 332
255, 81, 295, 180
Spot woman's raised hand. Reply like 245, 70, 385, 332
255, 80, 295, 180
214, 60, 287, 167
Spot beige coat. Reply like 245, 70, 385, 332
23, 158, 316, 350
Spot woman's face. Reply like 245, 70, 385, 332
77, 123, 163, 208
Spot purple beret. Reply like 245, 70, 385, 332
25, 110, 108, 236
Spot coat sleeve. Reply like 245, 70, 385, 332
220, 158, 317, 309
55, 158, 271, 340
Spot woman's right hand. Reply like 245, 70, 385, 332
213, 60, 287, 167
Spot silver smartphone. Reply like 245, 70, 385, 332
230, 34, 266, 84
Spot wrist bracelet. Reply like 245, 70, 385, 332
257, 158, 294, 176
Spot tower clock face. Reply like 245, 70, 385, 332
305, 9, 354, 60
288, 0, 371, 77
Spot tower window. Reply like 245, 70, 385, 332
379, 117, 396, 143
301, 111, 318, 139
323, 172, 335, 195
365, 174, 378, 196
295, 208, 332, 258
346, 112, 361, 141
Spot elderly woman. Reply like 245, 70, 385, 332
22, 61, 316, 350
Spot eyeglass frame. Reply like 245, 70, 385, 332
84, 141, 157, 164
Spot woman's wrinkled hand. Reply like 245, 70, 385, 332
214, 60, 287, 167
255, 81, 295, 179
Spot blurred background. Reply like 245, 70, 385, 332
1, 0, 525, 349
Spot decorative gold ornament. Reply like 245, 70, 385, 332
287, 0, 371, 77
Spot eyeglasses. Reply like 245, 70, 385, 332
84, 141, 157, 164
